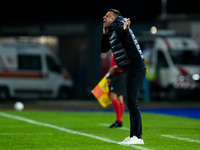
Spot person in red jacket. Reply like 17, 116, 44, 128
107, 53, 125, 128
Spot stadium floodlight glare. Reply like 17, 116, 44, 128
151, 26, 157, 34
101, 53, 107, 59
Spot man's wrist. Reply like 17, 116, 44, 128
114, 66, 118, 70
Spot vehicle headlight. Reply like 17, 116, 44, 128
192, 74, 200, 81
178, 75, 185, 82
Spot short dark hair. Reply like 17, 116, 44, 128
108, 9, 122, 18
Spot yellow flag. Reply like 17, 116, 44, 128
92, 75, 112, 108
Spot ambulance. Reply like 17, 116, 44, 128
137, 31, 200, 101
0, 40, 73, 100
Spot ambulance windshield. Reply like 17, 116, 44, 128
0, 61, 3, 70
170, 50, 200, 65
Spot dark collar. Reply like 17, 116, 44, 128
109, 16, 126, 31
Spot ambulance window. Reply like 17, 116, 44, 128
18, 55, 41, 70
157, 51, 168, 68
170, 50, 200, 65
0, 62, 3, 70
46, 56, 61, 73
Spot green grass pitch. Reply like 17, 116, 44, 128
0, 110, 199, 150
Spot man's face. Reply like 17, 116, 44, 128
103, 11, 115, 28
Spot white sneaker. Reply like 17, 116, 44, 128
118, 136, 144, 145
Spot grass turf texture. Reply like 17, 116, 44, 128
0, 110, 199, 150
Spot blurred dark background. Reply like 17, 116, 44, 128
0, 0, 199, 100
0, 0, 199, 24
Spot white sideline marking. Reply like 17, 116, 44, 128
162, 135, 200, 144
99, 123, 129, 131
0, 112, 152, 150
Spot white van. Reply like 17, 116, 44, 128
0, 40, 73, 100
138, 31, 200, 101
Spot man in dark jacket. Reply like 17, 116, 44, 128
101, 9, 146, 145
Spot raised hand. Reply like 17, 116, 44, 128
103, 27, 109, 35
124, 18, 131, 30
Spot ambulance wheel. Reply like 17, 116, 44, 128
0, 88, 9, 101
166, 86, 178, 101
58, 87, 69, 100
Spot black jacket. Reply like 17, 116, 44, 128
101, 16, 146, 72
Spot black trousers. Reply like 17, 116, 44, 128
123, 69, 146, 137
